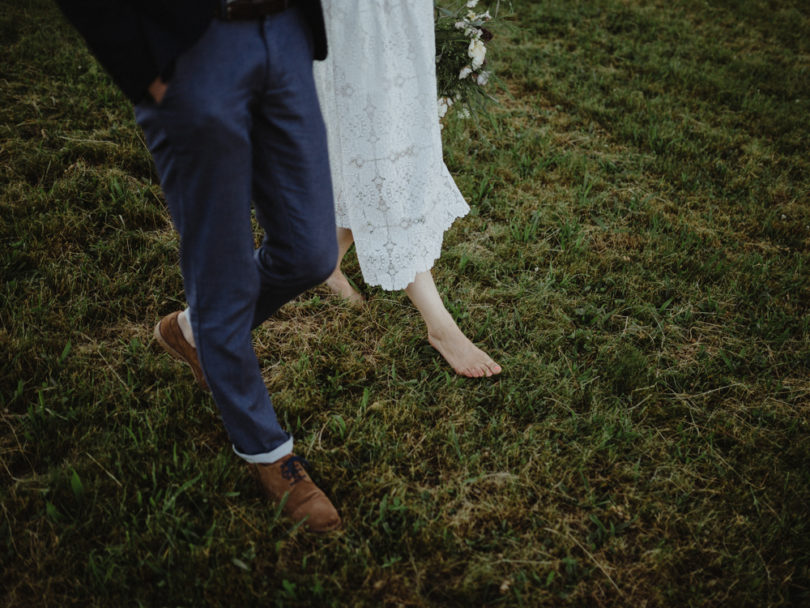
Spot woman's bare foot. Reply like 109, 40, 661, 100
405, 270, 501, 378
428, 325, 502, 378
325, 269, 365, 306
325, 227, 365, 305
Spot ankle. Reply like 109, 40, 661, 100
426, 313, 463, 340
178, 309, 196, 348
326, 271, 345, 285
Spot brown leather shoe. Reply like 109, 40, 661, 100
153, 311, 208, 390
249, 454, 341, 533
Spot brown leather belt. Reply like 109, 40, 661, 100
219, 0, 294, 20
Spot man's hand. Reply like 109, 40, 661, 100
148, 77, 168, 104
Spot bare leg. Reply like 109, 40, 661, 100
405, 270, 502, 378
325, 227, 364, 305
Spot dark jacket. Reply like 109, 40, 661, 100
55, 0, 327, 103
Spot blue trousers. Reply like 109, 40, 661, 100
135, 8, 337, 458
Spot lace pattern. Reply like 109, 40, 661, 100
314, 0, 470, 291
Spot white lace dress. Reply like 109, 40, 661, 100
314, 0, 470, 291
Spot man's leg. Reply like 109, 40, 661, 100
136, 19, 290, 459
136, 15, 340, 532
249, 7, 338, 328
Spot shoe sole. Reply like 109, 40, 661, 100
153, 319, 208, 389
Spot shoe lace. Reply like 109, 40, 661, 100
280, 455, 310, 485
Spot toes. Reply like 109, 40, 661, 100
484, 357, 502, 375
456, 359, 501, 378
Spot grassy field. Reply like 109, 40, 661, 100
2, 0, 809, 605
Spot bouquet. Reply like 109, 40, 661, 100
435, 0, 498, 121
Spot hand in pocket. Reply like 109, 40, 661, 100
148, 77, 168, 104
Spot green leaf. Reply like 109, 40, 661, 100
70, 469, 85, 499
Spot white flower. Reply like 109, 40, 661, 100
437, 96, 454, 119
458, 107, 471, 119
455, 20, 479, 38
459, 65, 473, 79
476, 70, 491, 86
468, 38, 486, 70
466, 0, 479, 7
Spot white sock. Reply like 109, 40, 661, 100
178, 307, 196, 348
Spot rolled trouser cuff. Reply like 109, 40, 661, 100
233, 435, 293, 464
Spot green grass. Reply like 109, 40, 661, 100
2, 0, 809, 605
